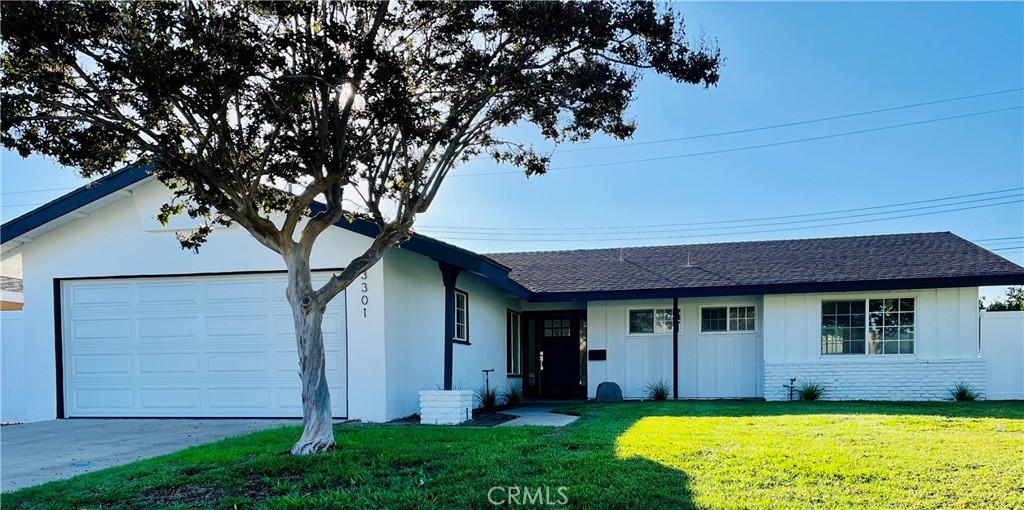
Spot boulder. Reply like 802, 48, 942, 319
595, 381, 623, 402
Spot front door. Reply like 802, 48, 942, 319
534, 313, 586, 398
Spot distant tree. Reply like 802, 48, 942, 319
986, 286, 1024, 311
1, 1, 720, 454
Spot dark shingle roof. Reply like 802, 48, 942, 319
486, 232, 1024, 298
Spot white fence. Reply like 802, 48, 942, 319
1, 311, 25, 422
982, 310, 1024, 400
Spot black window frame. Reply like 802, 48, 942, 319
453, 288, 470, 344
506, 309, 522, 376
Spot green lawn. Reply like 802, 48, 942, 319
7, 401, 1024, 509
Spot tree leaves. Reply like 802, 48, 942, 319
1, 0, 721, 257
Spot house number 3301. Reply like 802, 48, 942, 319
360, 272, 369, 317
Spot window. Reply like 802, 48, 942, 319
506, 310, 521, 375
454, 289, 469, 343
543, 319, 571, 337
628, 308, 675, 335
701, 306, 756, 333
821, 298, 914, 355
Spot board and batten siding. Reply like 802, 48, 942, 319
981, 310, 1024, 400
587, 297, 764, 399
761, 287, 985, 401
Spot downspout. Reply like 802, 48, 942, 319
672, 297, 680, 400
438, 262, 462, 391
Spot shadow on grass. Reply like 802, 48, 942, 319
3, 417, 697, 510
8, 400, 1021, 509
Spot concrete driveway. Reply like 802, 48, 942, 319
1, 419, 299, 492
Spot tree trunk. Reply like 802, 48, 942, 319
285, 250, 335, 455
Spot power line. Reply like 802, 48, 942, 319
418, 193, 1022, 237
467, 88, 1023, 160
991, 246, 1024, 252
976, 236, 1024, 242
419, 187, 1024, 232
457, 106, 1024, 177
1, 186, 76, 196
550, 88, 1024, 155
426, 199, 1021, 242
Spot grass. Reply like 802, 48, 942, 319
6, 401, 1024, 509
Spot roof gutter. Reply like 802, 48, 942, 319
528, 274, 1024, 303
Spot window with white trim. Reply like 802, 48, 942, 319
628, 308, 675, 335
821, 298, 914, 355
506, 310, 521, 375
701, 306, 756, 333
454, 289, 469, 343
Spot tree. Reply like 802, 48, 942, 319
986, 286, 1024, 311
1, 1, 720, 454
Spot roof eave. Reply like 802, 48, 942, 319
1, 163, 154, 253
527, 274, 1024, 302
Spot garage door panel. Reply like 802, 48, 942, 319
73, 388, 134, 410
138, 353, 201, 373
137, 283, 198, 304
63, 273, 347, 418
207, 352, 268, 372
71, 285, 131, 306
72, 319, 131, 340
73, 354, 132, 375
204, 279, 268, 302
206, 316, 267, 336
140, 389, 202, 410
138, 317, 198, 338
209, 388, 271, 408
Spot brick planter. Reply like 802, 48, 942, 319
419, 390, 473, 425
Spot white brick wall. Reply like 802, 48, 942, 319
419, 390, 473, 425
764, 359, 986, 401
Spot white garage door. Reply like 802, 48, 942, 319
61, 273, 346, 418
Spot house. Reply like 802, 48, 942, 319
1, 276, 23, 311
2, 164, 1023, 424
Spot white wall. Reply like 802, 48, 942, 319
450, 271, 515, 403
982, 310, 1024, 400
587, 296, 763, 399
382, 248, 519, 420
1, 311, 25, 422
12, 179, 379, 422
383, 249, 444, 420
762, 287, 985, 401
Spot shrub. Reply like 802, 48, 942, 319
949, 382, 979, 401
645, 380, 671, 401
798, 381, 826, 401
500, 379, 523, 407
476, 385, 499, 410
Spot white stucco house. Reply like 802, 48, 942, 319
2, 164, 1023, 424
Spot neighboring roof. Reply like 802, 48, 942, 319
487, 233, 1024, 301
0, 276, 23, 294
0, 164, 530, 299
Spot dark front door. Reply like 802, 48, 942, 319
535, 314, 586, 398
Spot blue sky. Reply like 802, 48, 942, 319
2, 2, 1022, 299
